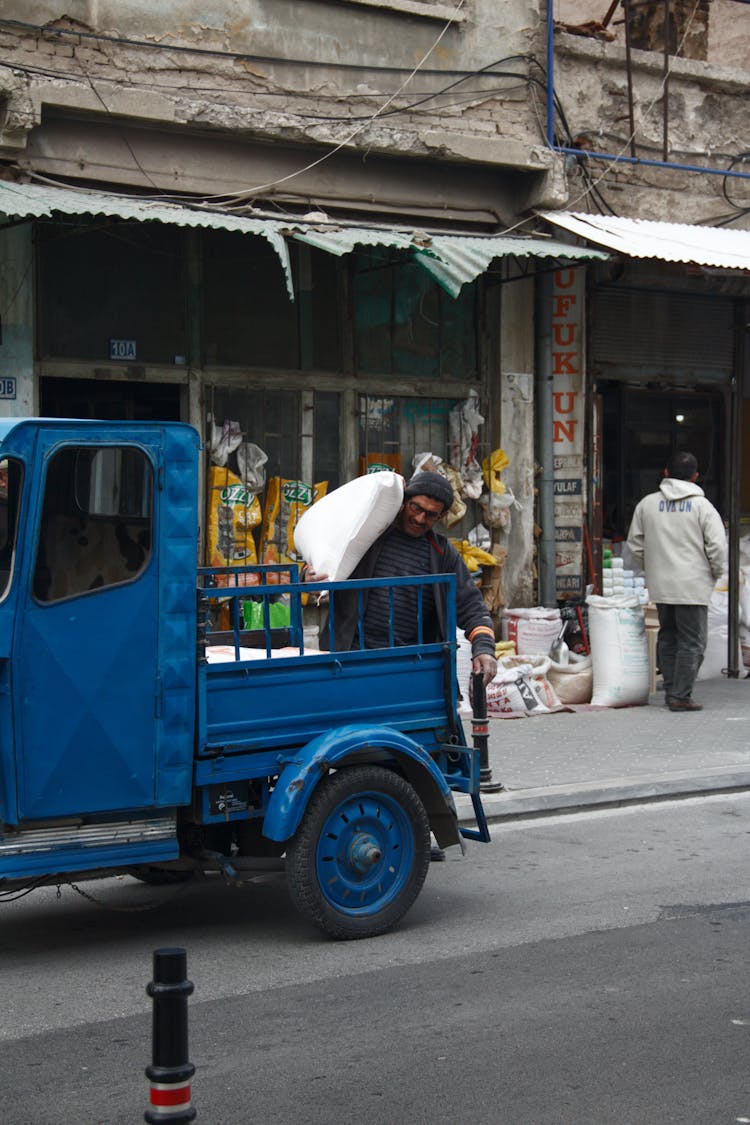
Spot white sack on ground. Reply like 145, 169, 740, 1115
456, 629, 474, 716
475, 653, 563, 716
293, 470, 404, 581
547, 651, 593, 705
502, 607, 561, 656
698, 578, 742, 680
587, 594, 649, 707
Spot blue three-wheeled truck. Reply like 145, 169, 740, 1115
0, 419, 490, 938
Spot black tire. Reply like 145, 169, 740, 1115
286, 764, 431, 940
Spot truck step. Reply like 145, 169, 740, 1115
0, 816, 178, 878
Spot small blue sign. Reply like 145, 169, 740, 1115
0, 377, 17, 400
109, 339, 137, 360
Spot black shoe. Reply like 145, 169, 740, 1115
430, 845, 446, 862
667, 697, 703, 712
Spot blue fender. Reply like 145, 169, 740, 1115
262, 723, 457, 843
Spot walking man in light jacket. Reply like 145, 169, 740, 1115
627, 451, 726, 712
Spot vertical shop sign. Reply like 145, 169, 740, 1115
552, 268, 585, 596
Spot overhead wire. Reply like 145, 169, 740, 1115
4, 5, 744, 231
65, 0, 470, 208
0, 15, 487, 77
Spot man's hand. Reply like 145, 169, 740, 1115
302, 566, 329, 583
301, 565, 329, 605
472, 653, 497, 687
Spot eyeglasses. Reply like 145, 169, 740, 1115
406, 499, 443, 522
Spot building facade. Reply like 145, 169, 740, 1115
0, 0, 749, 625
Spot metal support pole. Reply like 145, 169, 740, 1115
473, 671, 504, 793
727, 302, 747, 678
145, 948, 196, 1124
623, 0, 638, 157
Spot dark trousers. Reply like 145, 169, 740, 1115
656, 603, 708, 701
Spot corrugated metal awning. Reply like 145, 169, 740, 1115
539, 210, 750, 272
0, 180, 606, 298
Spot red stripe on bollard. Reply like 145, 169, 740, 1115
150, 1081, 192, 1108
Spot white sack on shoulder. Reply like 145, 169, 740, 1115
586, 594, 649, 707
293, 471, 404, 581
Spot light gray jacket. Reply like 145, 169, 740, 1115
626, 477, 726, 605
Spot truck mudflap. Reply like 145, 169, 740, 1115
263, 723, 463, 849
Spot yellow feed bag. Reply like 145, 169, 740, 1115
451, 540, 499, 572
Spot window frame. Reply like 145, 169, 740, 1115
32, 443, 155, 605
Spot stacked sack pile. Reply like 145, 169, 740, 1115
600, 547, 648, 605
463, 607, 594, 717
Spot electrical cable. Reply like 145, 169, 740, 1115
722, 152, 750, 213
0, 877, 48, 902
0, 15, 498, 77
86, 0, 468, 208
1, 52, 535, 120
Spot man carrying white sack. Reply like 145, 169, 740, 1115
626, 451, 726, 712
304, 470, 498, 687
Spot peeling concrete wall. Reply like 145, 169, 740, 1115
556, 0, 750, 70
550, 34, 750, 226
0, 0, 552, 184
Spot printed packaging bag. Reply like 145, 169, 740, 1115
260, 477, 327, 579
207, 466, 262, 585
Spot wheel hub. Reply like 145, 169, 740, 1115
348, 831, 383, 873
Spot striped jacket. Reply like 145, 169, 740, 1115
322, 529, 495, 657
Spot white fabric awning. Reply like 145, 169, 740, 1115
0, 180, 607, 298
539, 210, 750, 272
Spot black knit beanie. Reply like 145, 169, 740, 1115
404, 470, 454, 512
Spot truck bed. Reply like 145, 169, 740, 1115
197, 571, 465, 762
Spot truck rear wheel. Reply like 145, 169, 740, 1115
286, 764, 431, 940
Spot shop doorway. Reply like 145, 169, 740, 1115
599, 383, 724, 542
40, 378, 182, 423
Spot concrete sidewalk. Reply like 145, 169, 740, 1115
456, 675, 750, 824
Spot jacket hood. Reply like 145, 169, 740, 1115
659, 476, 704, 501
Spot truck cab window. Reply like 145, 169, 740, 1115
0, 458, 23, 599
33, 445, 153, 603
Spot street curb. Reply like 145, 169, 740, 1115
455, 766, 750, 824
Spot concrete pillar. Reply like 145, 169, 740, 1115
500, 269, 536, 607
0, 221, 35, 416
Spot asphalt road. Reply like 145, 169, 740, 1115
1, 793, 749, 1124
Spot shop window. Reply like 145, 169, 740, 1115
353, 249, 477, 379
205, 386, 340, 571
37, 221, 185, 364
359, 393, 476, 479
33, 445, 153, 603
203, 233, 341, 370
40, 377, 181, 422
601, 386, 723, 539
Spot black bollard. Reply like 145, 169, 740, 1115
472, 671, 504, 793
145, 948, 196, 1124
